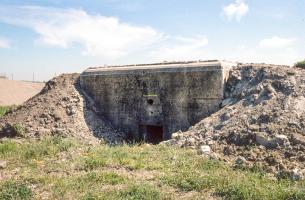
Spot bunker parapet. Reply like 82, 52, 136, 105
80, 60, 235, 143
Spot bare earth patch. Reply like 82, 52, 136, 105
0, 79, 44, 106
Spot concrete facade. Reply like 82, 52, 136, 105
80, 60, 234, 143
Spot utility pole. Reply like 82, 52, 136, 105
32, 72, 35, 82
11, 73, 13, 80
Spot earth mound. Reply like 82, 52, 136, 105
0, 74, 124, 144
164, 63, 305, 179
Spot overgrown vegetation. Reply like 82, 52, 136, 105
0, 136, 304, 199
295, 60, 305, 69
0, 106, 10, 117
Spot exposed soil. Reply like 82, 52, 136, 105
163, 63, 305, 179
0, 74, 124, 144
0, 79, 44, 106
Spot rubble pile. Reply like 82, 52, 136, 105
164, 63, 305, 179
0, 74, 124, 144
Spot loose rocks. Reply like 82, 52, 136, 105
164, 63, 305, 177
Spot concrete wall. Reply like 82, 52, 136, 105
80, 61, 234, 142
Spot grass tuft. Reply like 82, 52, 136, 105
0, 106, 10, 117
119, 184, 162, 200
0, 181, 32, 200
295, 60, 305, 69
161, 171, 212, 191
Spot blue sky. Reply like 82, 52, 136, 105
0, 0, 304, 81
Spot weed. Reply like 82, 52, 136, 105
0, 141, 17, 155
81, 156, 107, 171
119, 184, 162, 200
0, 106, 10, 117
77, 172, 126, 186
12, 123, 25, 137
0, 181, 32, 200
162, 171, 212, 191
295, 60, 305, 69
25, 137, 75, 159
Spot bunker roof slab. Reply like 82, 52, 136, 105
81, 60, 236, 76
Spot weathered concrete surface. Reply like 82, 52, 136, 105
80, 60, 235, 142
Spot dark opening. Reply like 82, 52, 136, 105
147, 99, 154, 105
139, 125, 163, 144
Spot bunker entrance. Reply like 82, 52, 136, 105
139, 125, 163, 144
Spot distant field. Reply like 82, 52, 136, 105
0, 79, 44, 106
0, 136, 304, 200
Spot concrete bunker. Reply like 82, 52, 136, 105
80, 60, 235, 143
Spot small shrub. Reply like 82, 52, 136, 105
0, 181, 32, 200
295, 60, 305, 69
12, 123, 25, 137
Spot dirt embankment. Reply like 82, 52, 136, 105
0, 74, 124, 144
164, 63, 305, 179
0, 79, 44, 106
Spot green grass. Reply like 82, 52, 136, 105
118, 184, 163, 200
82, 184, 165, 200
0, 136, 305, 199
295, 60, 305, 69
0, 136, 76, 161
0, 181, 32, 200
0, 106, 10, 117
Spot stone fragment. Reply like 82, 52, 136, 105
290, 169, 304, 181
199, 145, 211, 154
52, 111, 62, 121
255, 132, 289, 149
0, 160, 7, 169
291, 133, 305, 145
66, 107, 76, 116
279, 168, 305, 181
223, 146, 233, 155
272, 134, 290, 147
171, 132, 181, 139
235, 156, 246, 165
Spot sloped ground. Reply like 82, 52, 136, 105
0, 79, 44, 106
164, 63, 305, 179
0, 74, 124, 144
